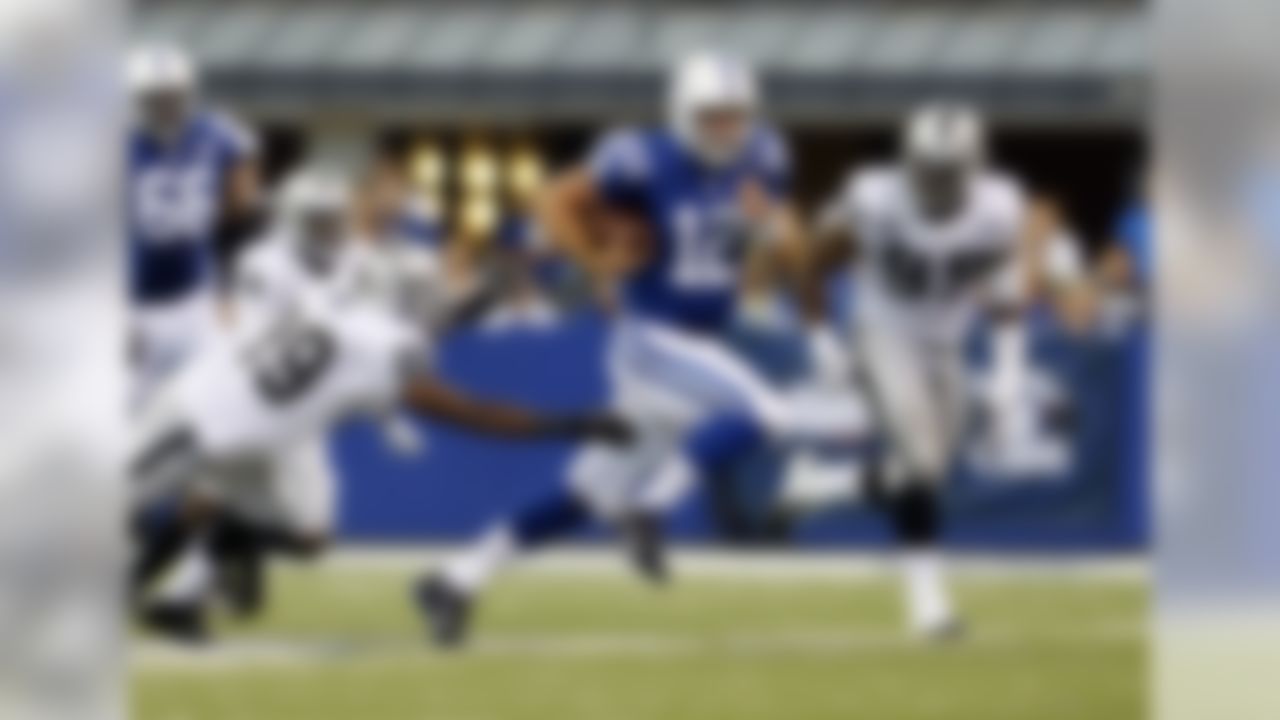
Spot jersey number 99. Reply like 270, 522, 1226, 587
243, 318, 336, 405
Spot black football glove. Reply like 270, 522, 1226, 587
544, 414, 633, 446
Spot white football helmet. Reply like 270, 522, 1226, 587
278, 169, 349, 217
902, 103, 987, 217
902, 102, 987, 169
127, 44, 197, 138
668, 51, 759, 167
126, 44, 196, 97
275, 168, 352, 272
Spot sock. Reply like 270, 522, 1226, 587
886, 484, 954, 631
153, 541, 212, 606
444, 491, 591, 594
130, 502, 194, 596
902, 548, 954, 632
443, 524, 517, 595
889, 485, 941, 543
206, 512, 276, 615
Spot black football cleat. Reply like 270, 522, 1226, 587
414, 574, 473, 649
138, 601, 211, 646
619, 512, 669, 585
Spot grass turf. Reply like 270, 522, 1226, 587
134, 560, 1145, 720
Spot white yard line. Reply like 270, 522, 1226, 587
317, 545, 1148, 583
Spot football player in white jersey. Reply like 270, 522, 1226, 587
134, 170, 354, 636
813, 103, 1033, 638
131, 169, 630, 642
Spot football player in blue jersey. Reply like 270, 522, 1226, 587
128, 44, 262, 639
128, 43, 260, 400
419, 51, 865, 647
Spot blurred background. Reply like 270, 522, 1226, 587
132, 0, 1149, 551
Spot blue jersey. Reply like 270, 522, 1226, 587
128, 110, 255, 303
588, 125, 790, 331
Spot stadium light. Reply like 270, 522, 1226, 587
507, 143, 545, 202
461, 141, 499, 194
409, 139, 447, 192
458, 193, 498, 242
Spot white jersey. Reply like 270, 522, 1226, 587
167, 298, 424, 458
233, 236, 362, 319
824, 165, 1026, 344
161, 239, 429, 459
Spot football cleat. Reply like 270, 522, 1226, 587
414, 574, 473, 649
138, 600, 211, 646
618, 512, 669, 585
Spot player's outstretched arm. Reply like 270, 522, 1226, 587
400, 373, 631, 445
536, 167, 610, 278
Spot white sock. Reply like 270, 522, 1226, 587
639, 455, 697, 513
154, 542, 212, 606
901, 548, 955, 633
443, 525, 517, 595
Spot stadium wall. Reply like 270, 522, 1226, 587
331, 310, 1149, 551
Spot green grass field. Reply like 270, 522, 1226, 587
134, 555, 1145, 720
